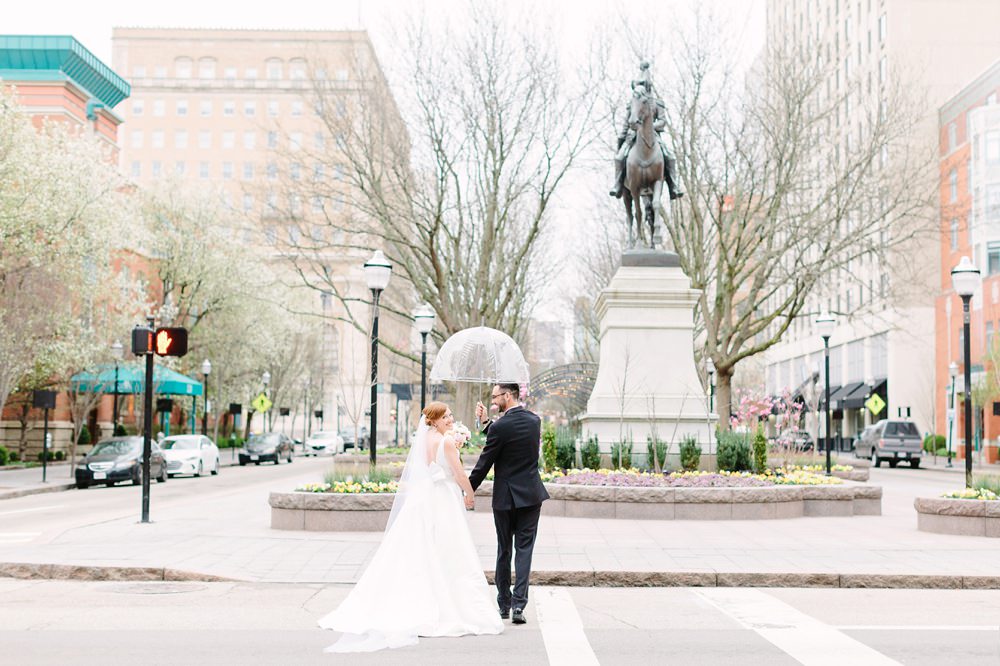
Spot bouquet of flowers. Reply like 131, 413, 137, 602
448, 422, 472, 447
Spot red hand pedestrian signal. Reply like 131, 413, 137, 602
153, 327, 188, 357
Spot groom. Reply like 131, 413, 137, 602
469, 383, 549, 625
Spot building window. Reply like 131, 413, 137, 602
948, 123, 957, 151
986, 131, 1000, 164
200, 100, 212, 117
988, 93, 998, 106
266, 192, 278, 213
950, 218, 959, 250
223, 101, 235, 117
176, 100, 188, 116
199, 162, 210, 179
244, 101, 256, 117
987, 242, 1000, 275
175, 161, 186, 176
175, 57, 192, 79
878, 56, 887, 85
243, 132, 256, 149
222, 162, 233, 180
131, 130, 144, 148
311, 196, 323, 213
152, 161, 162, 177
174, 130, 188, 149
133, 65, 146, 79
290, 132, 302, 151
987, 185, 1000, 220
313, 163, 324, 181
245, 68, 258, 81
224, 67, 237, 82
267, 131, 278, 149
199, 131, 211, 149
988, 322, 995, 352
266, 59, 282, 80
336, 69, 348, 81
131, 161, 141, 177
222, 131, 235, 149
313, 132, 325, 149
290, 195, 302, 216
198, 58, 216, 79
291, 163, 301, 180
268, 100, 279, 117
949, 169, 958, 202
153, 100, 165, 117
267, 162, 278, 181
878, 13, 886, 42
151, 130, 164, 149
243, 162, 254, 180
333, 164, 345, 181
291, 101, 303, 117
132, 100, 144, 116
243, 194, 253, 212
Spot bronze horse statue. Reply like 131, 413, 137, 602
623, 86, 664, 248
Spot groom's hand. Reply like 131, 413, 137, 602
475, 401, 487, 422
464, 493, 475, 510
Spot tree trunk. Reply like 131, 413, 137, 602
16, 403, 31, 460
716, 369, 734, 432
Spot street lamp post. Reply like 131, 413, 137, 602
947, 360, 958, 468
414, 304, 436, 412
706, 357, 715, 414
262, 370, 271, 432
816, 312, 836, 476
201, 359, 212, 436
951, 256, 982, 488
110, 341, 123, 432
364, 250, 392, 466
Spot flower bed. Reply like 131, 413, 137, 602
296, 481, 398, 494
915, 494, 1000, 537
941, 488, 999, 501
529, 467, 844, 488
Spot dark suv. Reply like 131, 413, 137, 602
855, 420, 922, 468
239, 432, 294, 465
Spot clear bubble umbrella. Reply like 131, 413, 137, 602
429, 326, 530, 384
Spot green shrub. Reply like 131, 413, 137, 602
646, 436, 668, 472
324, 463, 396, 485
611, 438, 633, 469
9, 449, 19, 463
541, 423, 557, 472
77, 425, 91, 446
555, 427, 577, 469
973, 474, 1000, 496
935, 447, 949, 457
114, 424, 129, 437
0, 445, 9, 466
717, 430, 752, 472
37, 450, 57, 462
55, 450, 65, 461
923, 434, 946, 453
581, 436, 601, 470
752, 429, 768, 473
679, 435, 701, 471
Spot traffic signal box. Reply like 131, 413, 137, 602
132, 326, 188, 357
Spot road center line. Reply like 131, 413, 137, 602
534, 587, 600, 666
836, 625, 999, 632
0, 505, 65, 518
696, 588, 902, 666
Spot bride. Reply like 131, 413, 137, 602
318, 401, 504, 652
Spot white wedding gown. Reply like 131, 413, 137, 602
318, 431, 503, 652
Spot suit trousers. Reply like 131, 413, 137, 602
492, 503, 542, 611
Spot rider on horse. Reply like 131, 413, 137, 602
609, 61, 684, 201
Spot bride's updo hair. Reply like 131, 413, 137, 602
423, 401, 448, 425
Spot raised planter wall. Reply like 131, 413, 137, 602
914, 497, 1000, 537
271, 480, 881, 531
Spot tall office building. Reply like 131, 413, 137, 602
112, 28, 408, 439
763, 0, 1000, 447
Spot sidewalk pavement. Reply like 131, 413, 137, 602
4, 459, 1000, 589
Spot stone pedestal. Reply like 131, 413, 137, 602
580, 249, 716, 455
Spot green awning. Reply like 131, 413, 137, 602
71, 363, 203, 396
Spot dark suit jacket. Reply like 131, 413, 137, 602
469, 406, 549, 510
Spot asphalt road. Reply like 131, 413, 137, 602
1, 580, 997, 665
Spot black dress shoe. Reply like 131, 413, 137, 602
511, 609, 526, 624
499, 609, 510, 619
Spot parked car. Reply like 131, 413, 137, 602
75, 437, 167, 489
239, 432, 294, 465
338, 429, 359, 451
160, 435, 220, 477
788, 430, 814, 451
854, 419, 922, 468
304, 431, 345, 456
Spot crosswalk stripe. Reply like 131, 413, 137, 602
0, 504, 65, 517
535, 587, 600, 666
0, 532, 41, 543
696, 588, 902, 665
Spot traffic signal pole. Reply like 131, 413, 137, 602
141, 317, 154, 523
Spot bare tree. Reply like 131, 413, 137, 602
272, 4, 598, 361
654, 14, 934, 429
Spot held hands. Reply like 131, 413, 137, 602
464, 493, 475, 510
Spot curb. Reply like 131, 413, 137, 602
0, 483, 76, 501
2, 562, 997, 589
0, 562, 236, 583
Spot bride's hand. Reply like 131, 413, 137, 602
464, 494, 475, 510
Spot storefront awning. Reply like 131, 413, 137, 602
818, 385, 841, 407
830, 382, 865, 409
842, 382, 874, 409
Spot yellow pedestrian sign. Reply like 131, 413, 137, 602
251, 393, 273, 413
865, 393, 885, 416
